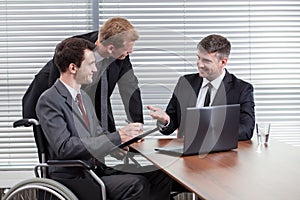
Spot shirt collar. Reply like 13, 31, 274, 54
60, 80, 79, 101
93, 48, 104, 63
202, 69, 226, 90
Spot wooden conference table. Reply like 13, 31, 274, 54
131, 138, 300, 200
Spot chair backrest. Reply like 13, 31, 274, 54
33, 124, 48, 164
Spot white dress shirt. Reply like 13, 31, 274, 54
196, 70, 226, 107
60, 80, 87, 114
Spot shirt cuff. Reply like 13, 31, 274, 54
157, 120, 170, 131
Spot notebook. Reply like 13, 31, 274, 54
155, 104, 240, 156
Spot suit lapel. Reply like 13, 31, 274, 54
212, 70, 233, 105
175, 74, 203, 110
190, 75, 202, 97
54, 80, 91, 132
81, 90, 95, 134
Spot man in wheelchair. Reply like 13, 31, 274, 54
35, 37, 172, 199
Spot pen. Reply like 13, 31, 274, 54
125, 119, 143, 131
124, 119, 144, 142
125, 119, 131, 124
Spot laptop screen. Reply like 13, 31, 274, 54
183, 104, 240, 155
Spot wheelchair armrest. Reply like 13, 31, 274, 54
47, 159, 93, 170
13, 118, 39, 127
35, 159, 93, 178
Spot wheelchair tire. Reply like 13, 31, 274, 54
2, 177, 79, 200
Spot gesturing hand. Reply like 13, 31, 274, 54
147, 105, 170, 125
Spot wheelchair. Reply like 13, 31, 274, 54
3, 119, 185, 200
3, 118, 107, 200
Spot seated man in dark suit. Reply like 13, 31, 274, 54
148, 34, 255, 141
36, 37, 172, 200
23, 17, 143, 133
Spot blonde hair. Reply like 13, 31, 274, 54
99, 17, 139, 48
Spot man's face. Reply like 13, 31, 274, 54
76, 49, 97, 84
197, 50, 226, 81
111, 41, 135, 60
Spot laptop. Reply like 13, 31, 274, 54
155, 104, 240, 156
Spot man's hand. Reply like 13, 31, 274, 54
118, 122, 143, 143
147, 105, 170, 125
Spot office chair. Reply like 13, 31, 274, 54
4, 118, 106, 200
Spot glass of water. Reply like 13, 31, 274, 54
256, 123, 271, 144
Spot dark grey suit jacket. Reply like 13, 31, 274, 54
161, 70, 255, 141
36, 80, 121, 178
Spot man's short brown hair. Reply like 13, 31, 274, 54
54, 37, 96, 73
197, 34, 231, 60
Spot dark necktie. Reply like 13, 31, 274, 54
76, 93, 90, 130
204, 83, 213, 107
101, 69, 108, 131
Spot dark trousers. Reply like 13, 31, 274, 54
98, 165, 172, 200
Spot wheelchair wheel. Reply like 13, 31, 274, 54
3, 177, 78, 200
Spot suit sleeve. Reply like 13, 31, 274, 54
22, 61, 51, 119
117, 56, 144, 123
22, 59, 59, 119
238, 83, 255, 140
159, 76, 184, 135
22, 73, 49, 119
36, 91, 120, 160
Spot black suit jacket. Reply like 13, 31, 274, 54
162, 70, 255, 141
22, 31, 143, 132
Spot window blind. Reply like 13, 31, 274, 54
101, 0, 300, 146
0, 0, 94, 170
1, 0, 300, 171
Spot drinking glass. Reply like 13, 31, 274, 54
256, 123, 271, 144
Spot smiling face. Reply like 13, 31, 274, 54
196, 34, 231, 81
112, 41, 135, 60
98, 17, 139, 60
197, 50, 227, 81
75, 49, 97, 85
